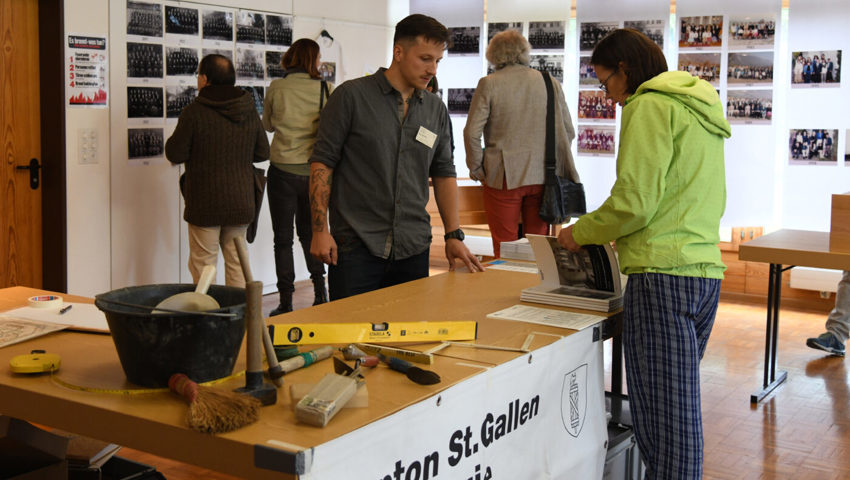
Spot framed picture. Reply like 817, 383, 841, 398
448, 88, 475, 115
791, 50, 841, 87
578, 91, 616, 121
577, 125, 615, 156
727, 52, 774, 86
580, 22, 618, 52
727, 89, 772, 125
448, 27, 480, 55
528, 21, 565, 51
488, 22, 522, 42
788, 129, 838, 164
624, 19, 664, 48
728, 16, 775, 49
579, 56, 598, 86
530, 55, 564, 83
678, 52, 721, 87
679, 16, 723, 49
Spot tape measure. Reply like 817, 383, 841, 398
10, 350, 61, 373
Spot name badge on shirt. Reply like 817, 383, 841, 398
416, 126, 438, 149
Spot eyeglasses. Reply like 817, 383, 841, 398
598, 68, 618, 94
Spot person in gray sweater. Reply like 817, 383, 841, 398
166, 54, 270, 287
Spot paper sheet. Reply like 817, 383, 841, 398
486, 304, 605, 331
486, 260, 539, 274
1, 302, 109, 334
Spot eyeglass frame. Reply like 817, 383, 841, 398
598, 67, 618, 94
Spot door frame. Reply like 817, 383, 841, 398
38, 0, 67, 292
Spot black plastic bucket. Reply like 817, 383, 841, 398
94, 284, 246, 388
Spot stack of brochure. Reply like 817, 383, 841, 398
520, 235, 623, 312
499, 237, 535, 261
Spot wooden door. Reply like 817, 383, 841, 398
1, 0, 42, 288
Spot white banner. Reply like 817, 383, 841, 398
299, 327, 606, 480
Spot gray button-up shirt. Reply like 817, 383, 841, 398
310, 68, 455, 260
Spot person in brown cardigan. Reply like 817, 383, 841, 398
166, 54, 270, 287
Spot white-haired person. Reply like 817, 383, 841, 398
463, 30, 580, 258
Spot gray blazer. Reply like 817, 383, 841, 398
463, 64, 579, 190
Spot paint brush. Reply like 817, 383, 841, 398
377, 353, 440, 385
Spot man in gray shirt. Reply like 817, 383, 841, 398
309, 14, 484, 300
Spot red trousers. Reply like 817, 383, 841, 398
482, 183, 549, 258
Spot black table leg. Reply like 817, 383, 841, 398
751, 263, 790, 403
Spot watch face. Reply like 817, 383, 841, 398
446, 229, 464, 241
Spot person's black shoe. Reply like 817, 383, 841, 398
313, 280, 328, 306
269, 296, 292, 317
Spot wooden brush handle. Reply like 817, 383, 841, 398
168, 373, 198, 403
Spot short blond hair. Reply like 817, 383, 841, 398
486, 30, 530, 70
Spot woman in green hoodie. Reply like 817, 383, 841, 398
558, 29, 731, 480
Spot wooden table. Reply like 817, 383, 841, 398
739, 229, 850, 403
0, 269, 617, 479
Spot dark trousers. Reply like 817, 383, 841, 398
328, 240, 429, 301
267, 167, 325, 295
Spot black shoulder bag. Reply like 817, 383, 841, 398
538, 70, 587, 225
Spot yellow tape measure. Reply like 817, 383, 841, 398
49, 369, 247, 395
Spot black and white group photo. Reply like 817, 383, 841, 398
578, 91, 616, 120
202, 10, 233, 41
488, 22, 522, 42
236, 48, 265, 80
236, 11, 266, 45
580, 22, 618, 52
166, 86, 197, 118
792, 50, 842, 86
127, 87, 163, 118
578, 56, 598, 85
266, 15, 293, 46
727, 52, 774, 85
128, 128, 164, 159
164, 6, 199, 36
577, 126, 615, 156
202, 48, 233, 62
266, 51, 285, 78
448, 88, 475, 115
127, 1, 162, 38
530, 55, 564, 83
239, 86, 265, 115
728, 16, 775, 48
127, 42, 163, 78
624, 19, 664, 48
165, 47, 199, 77
448, 27, 480, 55
726, 89, 772, 124
678, 53, 721, 86
528, 21, 565, 51
679, 16, 723, 48
789, 129, 838, 164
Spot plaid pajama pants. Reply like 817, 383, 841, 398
624, 273, 720, 480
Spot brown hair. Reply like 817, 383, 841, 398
393, 14, 451, 48
590, 28, 667, 94
282, 38, 321, 79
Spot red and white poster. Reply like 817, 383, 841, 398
66, 34, 108, 107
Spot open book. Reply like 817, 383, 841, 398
520, 234, 623, 312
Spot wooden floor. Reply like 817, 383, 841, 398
116, 276, 850, 479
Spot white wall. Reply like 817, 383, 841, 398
65, 0, 407, 296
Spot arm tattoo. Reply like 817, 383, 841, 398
310, 167, 333, 232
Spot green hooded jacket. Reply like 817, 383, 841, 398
572, 70, 731, 279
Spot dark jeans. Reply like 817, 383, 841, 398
267, 167, 325, 295
328, 239, 429, 301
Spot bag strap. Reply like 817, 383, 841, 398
320, 80, 329, 110
542, 70, 556, 173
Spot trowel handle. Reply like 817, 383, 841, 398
234, 236, 284, 387
245, 281, 264, 375
196, 264, 216, 294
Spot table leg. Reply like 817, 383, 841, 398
751, 263, 789, 403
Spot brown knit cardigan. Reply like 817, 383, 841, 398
166, 86, 270, 227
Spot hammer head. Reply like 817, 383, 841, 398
235, 371, 278, 406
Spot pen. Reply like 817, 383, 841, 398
58, 305, 73, 315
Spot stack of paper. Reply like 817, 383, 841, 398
499, 238, 535, 261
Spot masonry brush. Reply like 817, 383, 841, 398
168, 373, 261, 434
377, 353, 441, 385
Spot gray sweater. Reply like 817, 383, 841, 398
166, 86, 270, 227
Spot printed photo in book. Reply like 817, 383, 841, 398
521, 234, 622, 312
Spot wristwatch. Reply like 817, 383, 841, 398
444, 228, 465, 242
